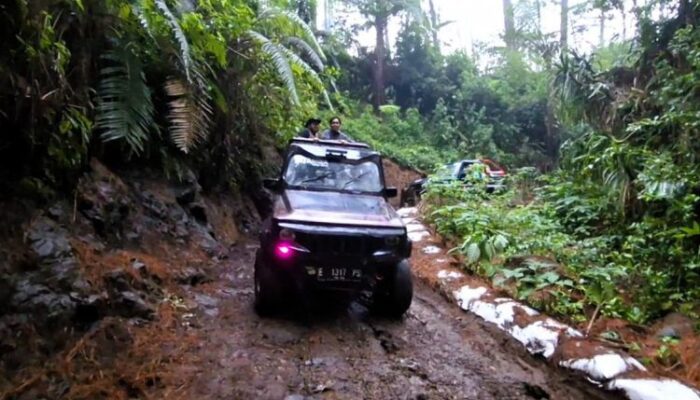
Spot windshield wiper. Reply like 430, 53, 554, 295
300, 172, 334, 184
341, 171, 371, 189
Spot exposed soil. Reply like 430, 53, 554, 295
149, 241, 619, 400
0, 160, 251, 399
1, 235, 621, 399
383, 159, 425, 208
0, 159, 620, 399
587, 316, 700, 388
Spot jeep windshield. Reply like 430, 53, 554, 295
283, 154, 382, 193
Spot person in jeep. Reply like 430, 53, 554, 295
319, 116, 352, 141
297, 117, 322, 138
255, 138, 413, 318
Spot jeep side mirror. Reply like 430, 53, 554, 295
384, 187, 398, 198
263, 178, 280, 191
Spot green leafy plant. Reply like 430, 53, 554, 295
96, 43, 155, 154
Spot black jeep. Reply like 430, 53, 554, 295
255, 138, 413, 317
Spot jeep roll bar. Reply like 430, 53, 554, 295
290, 137, 371, 149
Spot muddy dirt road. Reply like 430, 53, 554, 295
165, 242, 618, 400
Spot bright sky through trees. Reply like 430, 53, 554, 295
318, 0, 638, 55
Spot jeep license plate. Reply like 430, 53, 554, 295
317, 267, 362, 282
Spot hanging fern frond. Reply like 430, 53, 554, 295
132, 4, 155, 41
278, 43, 322, 84
275, 41, 333, 110
164, 78, 213, 154
258, 7, 326, 62
284, 36, 324, 71
154, 0, 193, 83
96, 45, 155, 154
322, 88, 335, 112
329, 76, 339, 93
247, 30, 300, 106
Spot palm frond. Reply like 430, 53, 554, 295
258, 6, 326, 62
96, 45, 154, 154
329, 77, 339, 93
247, 30, 300, 106
322, 89, 335, 112
278, 43, 322, 84
284, 36, 324, 71
132, 3, 155, 41
276, 42, 333, 110
154, 0, 193, 83
395, 0, 426, 23
164, 78, 213, 154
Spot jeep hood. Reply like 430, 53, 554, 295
274, 190, 404, 228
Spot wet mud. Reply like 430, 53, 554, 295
170, 243, 620, 400
0, 159, 623, 399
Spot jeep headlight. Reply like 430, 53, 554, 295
279, 228, 295, 240
385, 236, 401, 247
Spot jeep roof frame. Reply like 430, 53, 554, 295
290, 137, 371, 149
278, 138, 391, 196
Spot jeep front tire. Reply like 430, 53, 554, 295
254, 252, 282, 316
373, 260, 413, 318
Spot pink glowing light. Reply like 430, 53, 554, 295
275, 243, 293, 259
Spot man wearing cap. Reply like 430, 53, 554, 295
297, 118, 322, 138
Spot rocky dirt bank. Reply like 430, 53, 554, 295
0, 159, 260, 399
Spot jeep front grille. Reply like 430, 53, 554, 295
295, 232, 383, 256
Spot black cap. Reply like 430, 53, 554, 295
304, 118, 322, 127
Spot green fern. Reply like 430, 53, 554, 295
248, 29, 300, 105
133, 0, 212, 152
322, 89, 335, 112
277, 42, 334, 110
132, 4, 155, 41
154, 0, 193, 83
284, 37, 324, 71
258, 7, 326, 62
96, 45, 154, 154
247, 5, 333, 108
278, 43, 323, 83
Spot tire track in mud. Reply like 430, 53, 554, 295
171, 242, 619, 400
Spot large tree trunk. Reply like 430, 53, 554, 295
560, 0, 569, 52
631, 0, 642, 34
599, 8, 606, 47
428, 0, 439, 49
384, 21, 391, 58
503, 0, 516, 49
536, 0, 542, 34
679, 0, 694, 25
373, 14, 387, 112
544, 98, 559, 169
621, 1, 627, 41
323, 0, 333, 30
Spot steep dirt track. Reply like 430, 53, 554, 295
0, 161, 617, 400
170, 242, 619, 400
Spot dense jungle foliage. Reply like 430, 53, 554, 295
414, 1, 700, 328
1, 0, 698, 331
323, 0, 700, 329
0, 0, 333, 195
